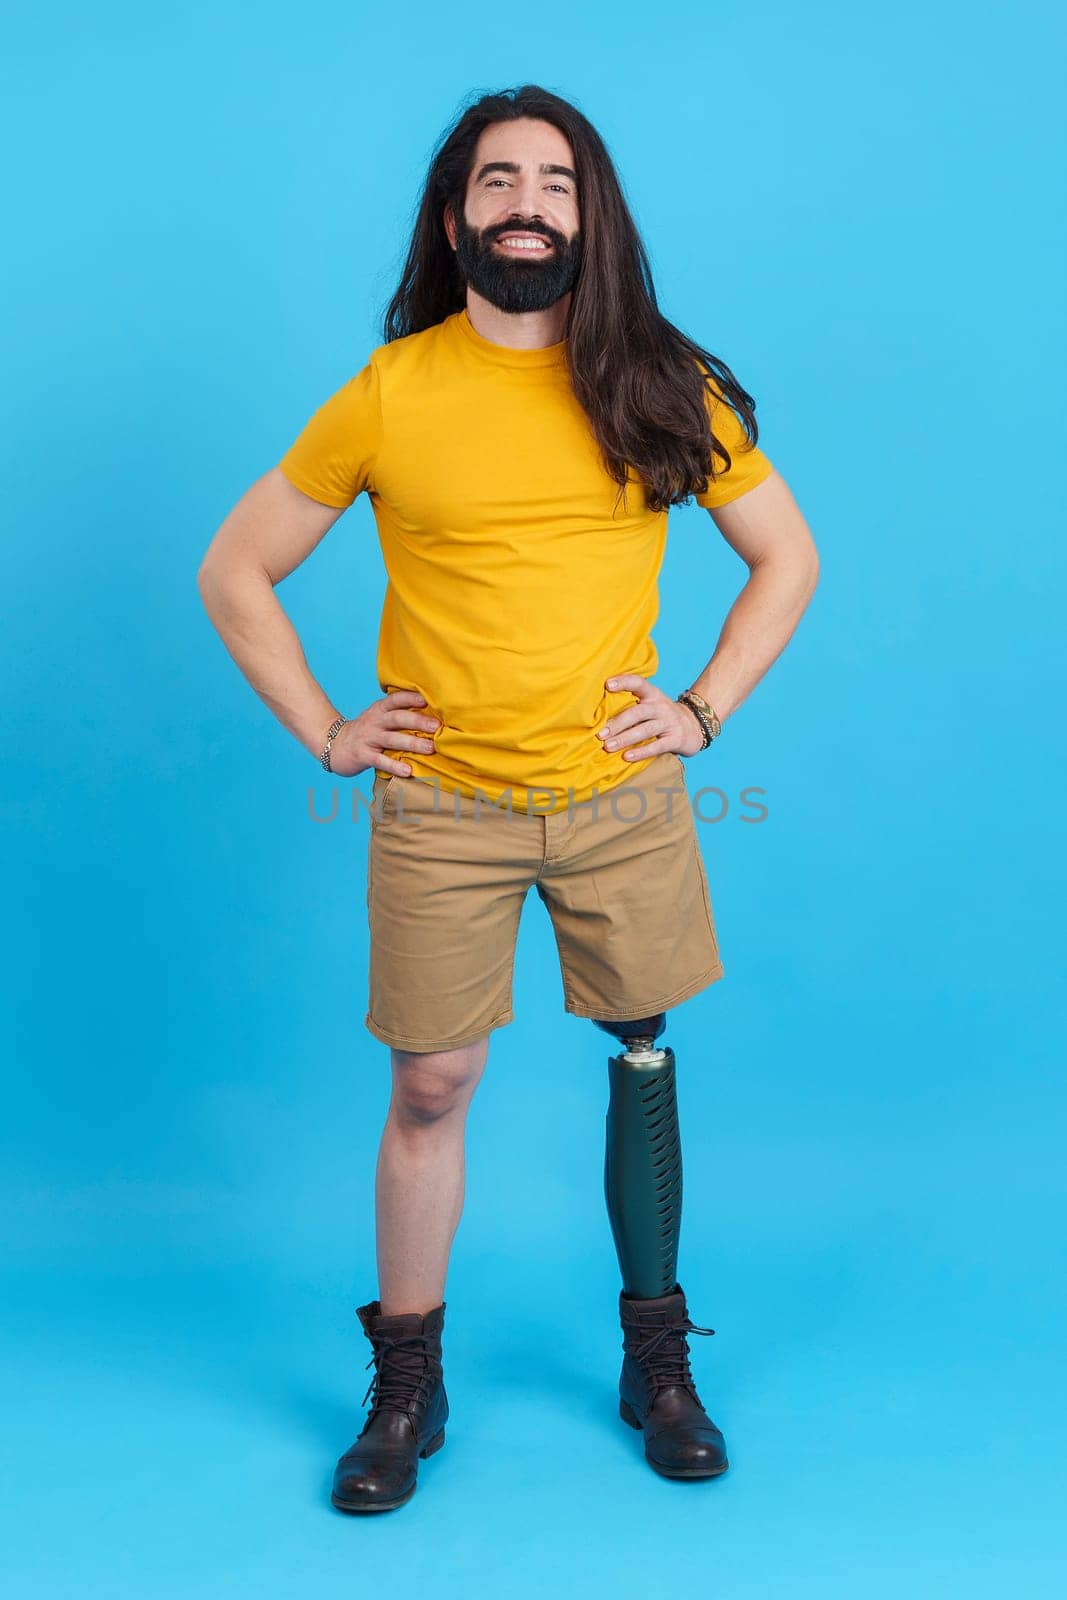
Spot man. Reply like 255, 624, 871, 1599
197, 84, 818, 1514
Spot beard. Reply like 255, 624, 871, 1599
452, 209, 582, 314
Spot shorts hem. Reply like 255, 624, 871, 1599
564, 960, 725, 1021
363, 1008, 515, 1052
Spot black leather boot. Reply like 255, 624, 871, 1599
330, 1299, 448, 1513
618, 1281, 729, 1479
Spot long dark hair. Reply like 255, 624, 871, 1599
383, 84, 765, 514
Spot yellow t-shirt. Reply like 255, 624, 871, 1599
278, 307, 773, 813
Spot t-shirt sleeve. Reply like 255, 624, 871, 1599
276, 359, 381, 509
693, 375, 775, 509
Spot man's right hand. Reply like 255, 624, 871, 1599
326, 691, 440, 778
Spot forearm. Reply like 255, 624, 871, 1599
197, 563, 341, 760
686, 553, 818, 723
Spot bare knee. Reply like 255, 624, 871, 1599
389, 1036, 489, 1128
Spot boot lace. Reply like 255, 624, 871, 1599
631, 1316, 716, 1394
361, 1333, 442, 1417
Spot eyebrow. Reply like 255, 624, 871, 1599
473, 160, 578, 184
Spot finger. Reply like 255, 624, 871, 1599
619, 740, 670, 761
605, 674, 650, 696
386, 710, 441, 732
603, 706, 659, 730
376, 759, 414, 777
598, 712, 663, 748
386, 690, 428, 707
388, 733, 436, 753
611, 730, 666, 752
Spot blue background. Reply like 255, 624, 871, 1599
4, 1, 1064, 1594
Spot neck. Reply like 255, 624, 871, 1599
464, 288, 570, 349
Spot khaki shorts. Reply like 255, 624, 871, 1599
363, 752, 724, 1052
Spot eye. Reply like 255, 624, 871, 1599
484, 177, 571, 193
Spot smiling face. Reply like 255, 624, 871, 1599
444, 117, 582, 315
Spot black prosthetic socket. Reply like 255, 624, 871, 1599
595, 1016, 683, 1299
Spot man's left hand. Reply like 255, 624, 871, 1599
596, 673, 706, 760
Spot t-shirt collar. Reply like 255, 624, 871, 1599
451, 306, 568, 369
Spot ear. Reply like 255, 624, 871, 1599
443, 203, 457, 251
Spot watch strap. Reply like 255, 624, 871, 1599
320, 716, 347, 772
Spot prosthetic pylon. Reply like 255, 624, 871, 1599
594, 1014, 682, 1299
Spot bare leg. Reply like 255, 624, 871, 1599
375, 1034, 490, 1315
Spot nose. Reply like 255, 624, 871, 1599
502, 175, 548, 220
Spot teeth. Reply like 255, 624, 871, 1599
499, 237, 547, 249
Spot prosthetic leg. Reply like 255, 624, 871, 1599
598, 1013, 680, 1297
595, 1014, 729, 1478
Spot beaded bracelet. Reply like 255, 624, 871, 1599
676, 690, 722, 751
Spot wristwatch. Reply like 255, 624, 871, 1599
676, 689, 722, 752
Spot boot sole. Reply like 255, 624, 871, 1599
619, 1398, 729, 1479
330, 1427, 446, 1513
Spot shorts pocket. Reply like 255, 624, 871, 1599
371, 770, 399, 822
